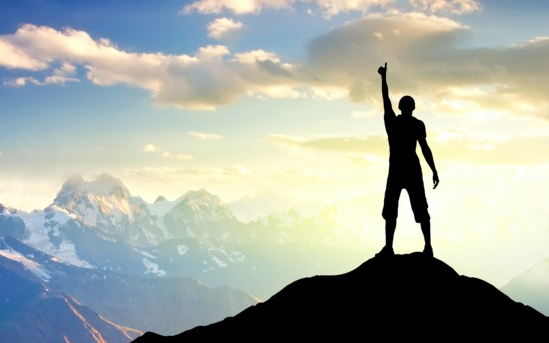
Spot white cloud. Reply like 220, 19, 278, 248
268, 133, 386, 155
0, 24, 163, 90
207, 17, 244, 40
351, 110, 376, 118
143, 144, 157, 152
2, 59, 79, 86
3, 77, 41, 87
43, 75, 79, 85
305, 86, 348, 100
431, 85, 549, 118
409, 0, 482, 14
312, 0, 394, 18
190, 131, 223, 140
122, 165, 252, 187
2, 13, 548, 115
47, 62, 79, 84
182, 0, 295, 15
267, 128, 549, 167
197, 44, 231, 59
161, 152, 194, 160
4, 74, 79, 87
182, 0, 481, 18
304, 13, 549, 117
233, 49, 281, 64
53, 62, 76, 76
143, 144, 193, 160
253, 85, 302, 99
0, 25, 303, 110
0, 38, 49, 70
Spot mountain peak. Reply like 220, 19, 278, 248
48, 173, 166, 246
0, 204, 18, 215
161, 188, 240, 240
175, 189, 229, 215
133, 253, 549, 341
182, 188, 215, 200
154, 195, 168, 203
66, 173, 85, 185
54, 173, 130, 206
89, 173, 129, 197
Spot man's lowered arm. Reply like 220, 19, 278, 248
419, 138, 440, 189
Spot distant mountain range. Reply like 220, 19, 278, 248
0, 173, 367, 299
500, 258, 549, 316
1, 173, 548, 341
0, 237, 142, 343
0, 235, 257, 340
0, 173, 366, 339
133, 253, 549, 342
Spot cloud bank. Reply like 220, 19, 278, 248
268, 127, 549, 167
207, 17, 244, 40
1, 11, 548, 117
182, 0, 481, 18
190, 131, 224, 140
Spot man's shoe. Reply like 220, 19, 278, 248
423, 245, 434, 257
375, 246, 394, 258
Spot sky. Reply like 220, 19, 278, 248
1, 0, 549, 287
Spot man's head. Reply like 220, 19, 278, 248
399, 95, 415, 115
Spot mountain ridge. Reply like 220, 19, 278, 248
0, 260, 142, 343
501, 257, 549, 316
2, 173, 549, 322
133, 252, 549, 341
0, 236, 259, 336
0, 173, 370, 300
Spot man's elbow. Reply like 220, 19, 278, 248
420, 144, 432, 156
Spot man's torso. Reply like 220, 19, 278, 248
384, 113, 425, 174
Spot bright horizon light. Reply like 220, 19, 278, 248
1, 0, 549, 289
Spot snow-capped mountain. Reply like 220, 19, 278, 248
1, 203, 95, 269
49, 173, 251, 246
159, 189, 243, 241
0, 236, 258, 336
52, 173, 168, 247
0, 173, 368, 299
0, 237, 142, 343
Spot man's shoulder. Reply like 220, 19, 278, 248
395, 115, 424, 123
411, 116, 427, 138
410, 115, 424, 123
409, 116, 426, 128
384, 108, 396, 117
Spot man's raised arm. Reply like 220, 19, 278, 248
378, 62, 394, 115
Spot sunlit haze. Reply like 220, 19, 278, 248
1, 0, 549, 288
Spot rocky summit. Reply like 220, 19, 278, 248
133, 253, 549, 342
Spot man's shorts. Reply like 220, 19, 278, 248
382, 171, 430, 223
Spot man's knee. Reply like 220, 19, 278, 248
382, 207, 398, 222
413, 210, 430, 223
385, 218, 397, 227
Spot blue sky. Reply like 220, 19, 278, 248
1, 0, 549, 286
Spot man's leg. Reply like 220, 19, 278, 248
377, 219, 396, 257
385, 219, 396, 249
379, 176, 399, 257
408, 177, 433, 256
420, 220, 433, 257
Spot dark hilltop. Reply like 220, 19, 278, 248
133, 252, 549, 341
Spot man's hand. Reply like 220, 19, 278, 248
378, 62, 387, 76
433, 172, 440, 189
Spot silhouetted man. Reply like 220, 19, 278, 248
377, 62, 439, 257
